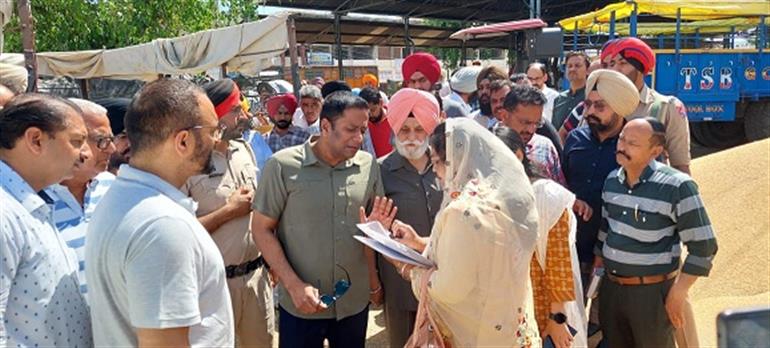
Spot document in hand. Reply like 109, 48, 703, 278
355, 221, 434, 268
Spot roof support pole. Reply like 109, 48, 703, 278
529, 0, 535, 19
403, 16, 414, 56
17, 0, 38, 92
609, 10, 616, 40
334, 12, 344, 79
759, 16, 766, 55
287, 15, 301, 99
629, 2, 638, 37
461, 40, 467, 66
536, 0, 541, 19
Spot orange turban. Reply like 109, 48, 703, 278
362, 73, 379, 86
386, 88, 441, 134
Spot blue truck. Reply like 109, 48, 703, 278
559, 2, 770, 148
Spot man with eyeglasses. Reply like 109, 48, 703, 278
45, 98, 116, 298
265, 93, 311, 153
499, 85, 565, 185
526, 62, 560, 124
86, 79, 234, 347
181, 78, 275, 347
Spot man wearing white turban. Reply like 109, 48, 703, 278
563, 69, 640, 273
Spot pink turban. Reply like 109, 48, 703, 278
402, 52, 441, 85
386, 88, 441, 134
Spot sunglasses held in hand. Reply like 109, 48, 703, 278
319, 265, 351, 306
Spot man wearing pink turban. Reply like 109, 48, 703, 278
376, 87, 444, 347
265, 94, 310, 153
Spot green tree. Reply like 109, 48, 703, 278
2, 0, 258, 52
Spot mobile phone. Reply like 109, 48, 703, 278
542, 324, 578, 348
717, 306, 770, 348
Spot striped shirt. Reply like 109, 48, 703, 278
595, 160, 717, 277
265, 125, 311, 153
46, 171, 115, 295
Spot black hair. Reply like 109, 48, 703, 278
477, 66, 508, 86
358, 87, 381, 104
489, 79, 512, 94
493, 126, 541, 179
202, 79, 236, 106
642, 116, 667, 147
95, 97, 131, 135
320, 91, 369, 125
0, 93, 82, 150
565, 51, 591, 69
321, 80, 352, 98
510, 73, 528, 84
124, 78, 206, 155
429, 122, 447, 162
503, 85, 546, 111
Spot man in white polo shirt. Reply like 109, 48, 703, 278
86, 78, 234, 347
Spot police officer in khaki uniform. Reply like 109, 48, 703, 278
183, 79, 274, 347
608, 38, 698, 347
608, 37, 692, 174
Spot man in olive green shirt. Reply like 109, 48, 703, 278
252, 92, 393, 348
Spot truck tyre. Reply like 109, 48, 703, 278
744, 101, 770, 141
690, 121, 746, 148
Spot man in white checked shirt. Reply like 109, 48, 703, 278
45, 98, 116, 297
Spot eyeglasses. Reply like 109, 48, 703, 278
319, 265, 352, 306
182, 123, 227, 140
583, 100, 608, 113
89, 134, 116, 150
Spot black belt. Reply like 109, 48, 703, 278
225, 256, 265, 279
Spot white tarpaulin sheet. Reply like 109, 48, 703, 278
0, 12, 290, 81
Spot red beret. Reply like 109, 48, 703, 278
402, 52, 441, 85
266, 94, 297, 117
614, 37, 655, 75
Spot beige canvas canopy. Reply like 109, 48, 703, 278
0, 12, 290, 81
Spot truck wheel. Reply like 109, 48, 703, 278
744, 101, 770, 141
690, 121, 746, 148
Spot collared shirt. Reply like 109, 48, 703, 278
182, 139, 260, 266
542, 86, 560, 123
527, 133, 566, 185
86, 165, 234, 347
629, 84, 691, 167
562, 125, 620, 262
0, 161, 92, 348
378, 151, 442, 311
266, 126, 311, 153
46, 171, 115, 295
596, 161, 718, 277
552, 87, 585, 130
253, 137, 384, 320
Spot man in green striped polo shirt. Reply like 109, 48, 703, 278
594, 117, 718, 348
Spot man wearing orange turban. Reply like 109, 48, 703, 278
265, 94, 310, 153
377, 87, 443, 347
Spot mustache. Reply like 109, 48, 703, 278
586, 115, 601, 123
616, 150, 631, 160
400, 140, 425, 147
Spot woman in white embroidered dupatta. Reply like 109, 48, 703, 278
388, 118, 541, 347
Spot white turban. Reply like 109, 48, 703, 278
449, 66, 482, 94
585, 69, 640, 117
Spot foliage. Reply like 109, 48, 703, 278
3, 0, 258, 52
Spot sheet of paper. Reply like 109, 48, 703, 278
354, 236, 432, 267
356, 221, 434, 267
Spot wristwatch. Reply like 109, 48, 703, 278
549, 312, 568, 324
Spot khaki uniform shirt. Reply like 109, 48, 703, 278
182, 139, 261, 266
253, 137, 384, 320
628, 84, 691, 167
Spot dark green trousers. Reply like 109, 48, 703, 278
599, 277, 676, 348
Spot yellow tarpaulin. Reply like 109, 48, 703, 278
558, 0, 770, 31
576, 16, 770, 35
